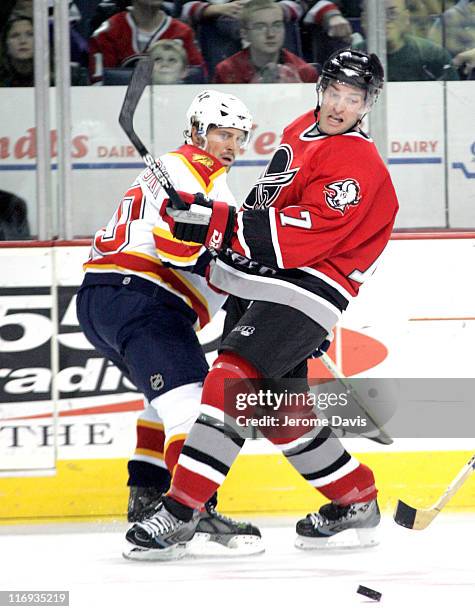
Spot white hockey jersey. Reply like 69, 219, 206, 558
83, 144, 236, 329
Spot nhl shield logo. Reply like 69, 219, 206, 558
150, 373, 164, 391
324, 178, 361, 214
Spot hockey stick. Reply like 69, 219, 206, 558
320, 352, 393, 445
118, 57, 186, 210
394, 453, 475, 530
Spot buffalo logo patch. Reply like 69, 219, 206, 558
324, 179, 361, 214
192, 154, 214, 169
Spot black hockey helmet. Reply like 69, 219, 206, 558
319, 48, 384, 106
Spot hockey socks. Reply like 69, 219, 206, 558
127, 402, 169, 489
169, 352, 260, 509
318, 462, 377, 505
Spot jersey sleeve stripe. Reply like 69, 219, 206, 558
154, 248, 202, 264
153, 227, 204, 263
153, 227, 202, 250
239, 209, 279, 269
236, 212, 251, 259
269, 208, 284, 268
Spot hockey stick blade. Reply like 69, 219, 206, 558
393, 499, 433, 530
320, 353, 393, 445
118, 57, 154, 157
118, 57, 186, 210
394, 453, 475, 530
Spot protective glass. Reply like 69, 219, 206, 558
246, 21, 285, 34
207, 128, 248, 148
321, 83, 367, 114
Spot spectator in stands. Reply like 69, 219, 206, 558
303, 1, 353, 39
179, 0, 305, 77
89, 0, 176, 36
89, 0, 130, 36
453, 45, 475, 76
213, 0, 318, 83
301, 1, 354, 65
0, 190, 30, 241
149, 39, 189, 83
88, 0, 205, 84
355, 0, 459, 81
428, 0, 475, 64
181, 0, 304, 31
405, 0, 446, 37
0, 16, 34, 87
2, 0, 88, 68
0, 14, 87, 86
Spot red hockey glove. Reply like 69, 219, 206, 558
160, 191, 235, 252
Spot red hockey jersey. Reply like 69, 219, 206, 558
210, 110, 399, 331
89, 10, 205, 83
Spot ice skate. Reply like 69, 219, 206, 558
295, 499, 380, 550
127, 486, 164, 522
124, 501, 199, 561
189, 499, 265, 556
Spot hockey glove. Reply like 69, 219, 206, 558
310, 331, 333, 359
161, 191, 235, 252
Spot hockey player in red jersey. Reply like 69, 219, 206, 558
77, 90, 264, 555
125, 49, 399, 560
88, 0, 205, 84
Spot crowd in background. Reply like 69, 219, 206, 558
0, 1, 474, 239
0, 0, 473, 87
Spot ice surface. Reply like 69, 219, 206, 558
0, 514, 473, 612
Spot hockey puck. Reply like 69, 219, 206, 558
357, 585, 382, 601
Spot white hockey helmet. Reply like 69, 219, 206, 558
184, 90, 253, 149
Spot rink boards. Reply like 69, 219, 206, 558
0, 82, 474, 235
0, 236, 474, 520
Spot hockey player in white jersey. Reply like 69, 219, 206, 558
76, 90, 263, 555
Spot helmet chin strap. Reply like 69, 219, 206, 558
197, 133, 208, 152
188, 124, 208, 151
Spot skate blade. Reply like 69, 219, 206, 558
188, 533, 265, 556
122, 542, 188, 561
295, 527, 379, 551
